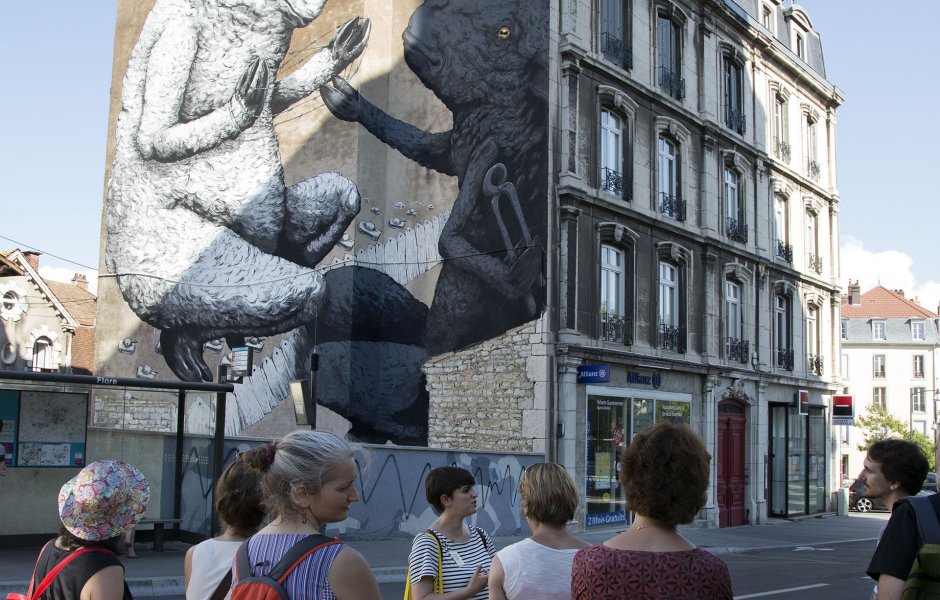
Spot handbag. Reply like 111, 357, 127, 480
7, 541, 111, 600
403, 530, 444, 600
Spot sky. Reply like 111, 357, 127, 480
0, 1, 937, 311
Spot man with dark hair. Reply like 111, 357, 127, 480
863, 438, 932, 600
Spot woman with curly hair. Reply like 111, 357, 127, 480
235, 430, 380, 599
571, 422, 732, 599
184, 458, 265, 600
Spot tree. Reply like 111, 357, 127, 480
855, 406, 936, 471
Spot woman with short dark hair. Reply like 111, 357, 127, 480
488, 463, 588, 599
571, 422, 732, 599
406, 466, 495, 600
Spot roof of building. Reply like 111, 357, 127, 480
842, 285, 938, 319
46, 280, 97, 326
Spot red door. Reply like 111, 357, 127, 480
717, 402, 746, 527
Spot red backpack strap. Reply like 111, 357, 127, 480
30, 545, 112, 599
268, 534, 339, 585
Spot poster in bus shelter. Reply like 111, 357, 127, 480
0, 390, 18, 467
16, 391, 87, 467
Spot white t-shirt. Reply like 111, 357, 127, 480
495, 538, 580, 600
186, 538, 243, 600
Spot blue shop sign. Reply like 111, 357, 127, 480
577, 364, 610, 383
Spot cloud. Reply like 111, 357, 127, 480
38, 266, 99, 296
841, 236, 939, 313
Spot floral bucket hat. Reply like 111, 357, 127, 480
58, 459, 150, 541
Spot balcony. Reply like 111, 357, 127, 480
601, 31, 633, 70
773, 138, 791, 163
807, 159, 820, 180
776, 239, 793, 262
601, 167, 629, 200
808, 253, 823, 274
725, 218, 748, 243
601, 313, 633, 345
775, 348, 794, 370
660, 324, 687, 353
725, 106, 746, 134
726, 337, 749, 364
658, 66, 686, 100
659, 192, 687, 221
808, 354, 824, 375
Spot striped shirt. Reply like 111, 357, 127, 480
233, 533, 343, 599
408, 527, 495, 600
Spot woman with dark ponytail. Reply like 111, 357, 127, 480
232, 430, 380, 599
184, 457, 265, 600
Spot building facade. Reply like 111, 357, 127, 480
839, 283, 940, 481
85, 0, 844, 538
554, 0, 843, 527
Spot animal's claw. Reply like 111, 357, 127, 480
330, 17, 371, 66
320, 76, 361, 121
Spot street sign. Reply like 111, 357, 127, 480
832, 394, 854, 425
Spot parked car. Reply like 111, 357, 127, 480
849, 478, 888, 512
924, 473, 938, 494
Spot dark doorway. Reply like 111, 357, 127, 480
717, 401, 746, 527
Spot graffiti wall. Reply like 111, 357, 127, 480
98, 0, 551, 447
162, 435, 540, 539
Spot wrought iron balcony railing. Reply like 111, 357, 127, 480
658, 66, 686, 100
601, 167, 630, 200
659, 192, 687, 221
601, 31, 633, 70
807, 159, 820, 180
660, 324, 687, 353
601, 313, 633, 345
726, 337, 749, 364
776, 239, 793, 262
773, 138, 791, 163
775, 348, 794, 370
725, 106, 746, 134
808, 354, 824, 375
808, 253, 823, 274
725, 217, 748, 243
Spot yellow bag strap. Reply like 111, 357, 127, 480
403, 530, 444, 599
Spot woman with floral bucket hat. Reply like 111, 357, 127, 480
11, 459, 150, 600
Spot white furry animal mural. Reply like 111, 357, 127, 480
106, 0, 370, 381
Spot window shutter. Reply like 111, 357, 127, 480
657, 16, 669, 71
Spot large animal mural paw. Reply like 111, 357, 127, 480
105, 0, 371, 381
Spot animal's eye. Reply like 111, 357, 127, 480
497, 26, 511, 39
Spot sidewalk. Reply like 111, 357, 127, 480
0, 513, 888, 597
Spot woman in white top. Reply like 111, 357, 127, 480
184, 456, 265, 600
407, 466, 496, 600
488, 463, 588, 600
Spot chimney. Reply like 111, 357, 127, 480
893, 289, 905, 298
71, 273, 88, 291
848, 280, 861, 305
22, 251, 40, 271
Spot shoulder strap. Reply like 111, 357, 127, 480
31, 545, 112, 600
908, 495, 940, 545
235, 540, 253, 583
423, 530, 444, 594
473, 526, 493, 553
209, 569, 233, 600
267, 534, 339, 584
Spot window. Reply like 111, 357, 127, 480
772, 93, 790, 162
795, 32, 805, 59
660, 261, 678, 328
914, 355, 925, 378
912, 388, 926, 413
600, 0, 631, 69
872, 387, 886, 410
807, 306, 821, 375
774, 194, 791, 261
841, 319, 847, 340
725, 280, 747, 362
762, 4, 773, 31
30, 337, 54, 372
873, 354, 886, 378
1, 291, 16, 312
806, 210, 821, 274
805, 116, 819, 180
724, 166, 746, 242
657, 12, 684, 100
912, 321, 926, 341
656, 242, 690, 353
600, 244, 625, 343
872, 320, 886, 341
723, 57, 745, 134
600, 110, 625, 197
774, 293, 792, 370
658, 136, 684, 220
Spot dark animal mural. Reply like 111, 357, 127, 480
105, 0, 549, 446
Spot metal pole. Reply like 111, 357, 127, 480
309, 353, 318, 430
210, 365, 228, 536
173, 389, 185, 540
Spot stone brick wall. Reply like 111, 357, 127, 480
93, 389, 179, 432
424, 321, 549, 453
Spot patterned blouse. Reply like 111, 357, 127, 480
571, 545, 733, 599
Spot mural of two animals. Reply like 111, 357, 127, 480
106, 0, 549, 445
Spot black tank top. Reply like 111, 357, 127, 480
31, 541, 133, 600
